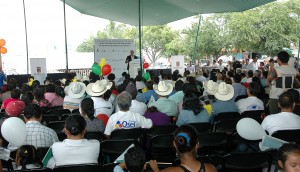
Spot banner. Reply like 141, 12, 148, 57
171, 55, 185, 75
30, 58, 47, 84
94, 39, 135, 81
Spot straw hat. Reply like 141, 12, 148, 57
153, 81, 173, 96
214, 82, 234, 101
203, 80, 219, 95
86, 79, 112, 97
68, 82, 87, 98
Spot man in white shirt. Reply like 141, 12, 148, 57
115, 83, 147, 115
217, 59, 224, 71
261, 92, 300, 135
236, 82, 264, 114
105, 91, 152, 136
186, 61, 195, 73
247, 55, 258, 72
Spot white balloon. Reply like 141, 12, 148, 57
1, 117, 26, 146
236, 118, 266, 140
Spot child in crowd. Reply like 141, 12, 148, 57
278, 143, 300, 172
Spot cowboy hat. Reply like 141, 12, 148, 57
203, 80, 219, 95
86, 79, 112, 97
214, 82, 234, 101
68, 82, 87, 98
153, 81, 173, 96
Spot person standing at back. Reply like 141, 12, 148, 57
268, 51, 297, 114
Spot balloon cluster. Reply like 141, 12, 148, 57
0, 39, 7, 54
91, 58, 112, 76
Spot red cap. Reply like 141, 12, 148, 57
5, 101, 25, 117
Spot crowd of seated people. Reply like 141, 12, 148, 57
0, 51, 299, 171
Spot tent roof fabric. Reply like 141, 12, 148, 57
63, 0, 275, 26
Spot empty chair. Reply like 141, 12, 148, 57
271, 129, 300, 143
47, 109, 71, 117
85, 132, 105, 142
213, 119, 239, 134
110, 128, 145, 142
223, 152, 272, 172
100, 140, 138, 164
198, 132, 229, 157
146, 134, 176, 163
240, 110, 265, 124
146, 124, 178, 137
53, 164, 102, 172
47, 121, 65, 132
188, 123, 212, 133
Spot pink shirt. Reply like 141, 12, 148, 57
44, 93, 57, 104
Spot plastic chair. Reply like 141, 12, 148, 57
188, 122, 212, 133
53, 164, 103, 172
223, 152, 272, 172
96, 114, 109, 126
197, 132, 230, 157
234, 95, 248, 102
229, 132, 261, 152
213, 112, 240, 124
47, 121, 65, 132
240, 110, 265, 124
42, 115, 59, 125
72, 108, 80, 115
146, 134, 176, 163
46, 109, 71, 117
110, 128, 145, 142
85, 132, 105, 142
213, 119, 239, 134
271, 129, 300, 143
146, 124, 178, 137
100, 140, 138, 164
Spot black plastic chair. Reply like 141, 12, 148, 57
214, 112, 240, 123
229, 132, 261, 152
85, 132, 105, 142
47, 121, 65, 132
271, 129, 300, 143
213, 119, 239, 134
234, 95, 248, 102
42, 115, 60, 125
46, 109, 71, 117
72, 109, 80, 115
197, 132, 230, 157
240, 110, 265, 124
53, 164, 102, 172
223, 152, 272, 172
110, 128, 145, 142
0, 112, 6, 118
188, 122, 212, 133
146, 134, 176, 163
146, 125, 178, 137
50, 106, 63, 110
100, 139, 138, 164
19, 168, 52, 172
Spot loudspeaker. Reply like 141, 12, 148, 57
251, 52, 262, 59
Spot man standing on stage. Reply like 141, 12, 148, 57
125, 50, 138, 72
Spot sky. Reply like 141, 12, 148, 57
0, 0, 198, 74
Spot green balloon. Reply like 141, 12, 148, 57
142, 72, 150, 81
91, 63, 101, 76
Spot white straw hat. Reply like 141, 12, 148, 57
214, 82, 234, 101
68, 82, 86, 98
86, 79, 113, 97
153, 81, 173, 96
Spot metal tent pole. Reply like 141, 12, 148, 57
23, 0, 29, 74
138, 0, 143, 73
193, 15, 202, 64
63, 0, 69, 72
297, 38, 300, 69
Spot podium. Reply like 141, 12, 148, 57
129, 59, 141, 78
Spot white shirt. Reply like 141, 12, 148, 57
48, 139, 99, 168
91, 97, 113, 117
196, 76, 207, 83
104, 110, 152, 136
236, 96, 264, 114
116, 100, 147, 116
261, 112, 300, 135
217, 64, 224, 71
186, 65, 195, 73
247, 61, 258, 71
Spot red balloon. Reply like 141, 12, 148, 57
143, 63, 149, 69
102, 64, 112, 76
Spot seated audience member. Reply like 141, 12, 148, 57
15, 145, 42, 170
33, 86, 50, 108
252, 77, 266, 100
51, 86, 65, 107
63, 82, 86, 111
27, 76, 35, 86
9, 104, 58, 149
210, 82, 238, 122
86, 79, 113, 117
31, 80, 40, 90
176, 92, 210, 126
148, 81, 178, 117
144, 106, 170, 126
196, 71, 207, 83
236, 82, 264, 114
44, 84, 57, 103
1, 84, 12, 103
1, 89, 21, 109
169, 80, 184, 111
142, 81, 158, 102
286, 89, 300, 115
114, 146, 150, 172
21, 91, 34, 105
20, 83, 32, 99
149, 125, 217, 172
240, 73, 247, 83
80, 98, 105, 133
243, 70, 253, 88
232, 74, 247, 101
224, 77, 232, 85
48, 115, 99, 168
5, 100, 25, 117
277, 143, 300, 172
261, 92, 300, 135
261, 71, 269, 88
116, 83, 147, 115
104, 91, 152, 136
200, 81, 218, 115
